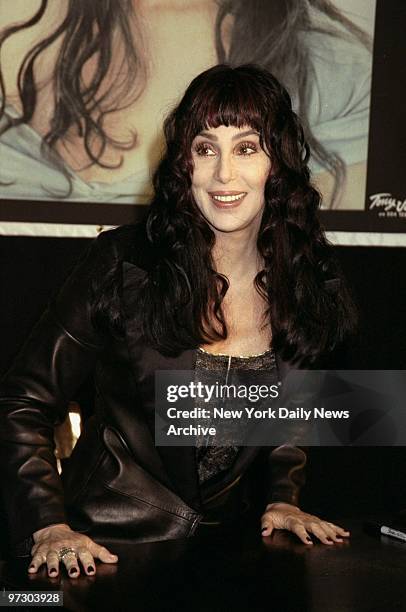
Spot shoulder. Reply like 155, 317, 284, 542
94, 221, 152, 270
303, 28, 372, 124
55, 222, 150, 315
305, 27, 371, 69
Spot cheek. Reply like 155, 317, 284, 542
191, 171, 207, 209
256, 162, 272, 191
191, 163, 210, 191
243, 157, 271, 187
248, 167, 270, 193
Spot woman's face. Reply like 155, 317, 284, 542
191, 125, 272, 235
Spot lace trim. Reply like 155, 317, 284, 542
197, 346, 273, 359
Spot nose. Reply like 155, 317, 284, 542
214, 154, 236, 184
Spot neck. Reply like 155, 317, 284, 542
211, 227, 262, 281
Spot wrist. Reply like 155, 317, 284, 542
33, 523, 72, 542
266, 502, 296, 512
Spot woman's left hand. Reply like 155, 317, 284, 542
261, 502, 350, 545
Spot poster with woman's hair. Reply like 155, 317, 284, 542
0, 0, 404, 245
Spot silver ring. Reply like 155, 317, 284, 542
58, 547, 76, 561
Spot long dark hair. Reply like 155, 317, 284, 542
0, 0, 371, 205
97, 64, 356, 362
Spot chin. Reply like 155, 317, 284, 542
203, 206, 264, 234
206, 216, 255, 234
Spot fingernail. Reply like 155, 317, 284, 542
29, 564, 35, 570
87, 566, 95, 574
261, 527, 267, 533
69, 568, 78, 576
306, 537, 312, 542
49, 568, 57, 575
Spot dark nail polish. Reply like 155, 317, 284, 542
261, 527, 267, 533
49, 568, 57, 575
87, 566, 95, 574
69, 568, 78, 576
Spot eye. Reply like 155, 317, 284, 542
235, 141, 258, 155
194, 143, 216, 157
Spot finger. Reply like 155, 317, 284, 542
321, 522, 350, 541
318, 523, 344, 543
46, 550, 60, 577
31, 544, 40, 557
28, 552, 46, 574
76, 547, 96, 575
88, 543, 118, 564
31, 542, 46, 558
306, 522, 334, 545
289, 522, 314, 545
326, 522, 350, 537
323, 521, 350, 542
261, 517, 274, 537
61, 552, 80, 578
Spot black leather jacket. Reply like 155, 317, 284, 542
0, 224, 308, 556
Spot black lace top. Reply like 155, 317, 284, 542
194, 347, 278, 486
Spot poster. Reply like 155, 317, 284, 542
0, 0, 404, 245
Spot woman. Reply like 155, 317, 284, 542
0, 0, 372, 209
0, 64, 356, 578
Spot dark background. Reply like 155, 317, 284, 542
1, 236, 405, 519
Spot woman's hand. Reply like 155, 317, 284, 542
29, 523, 118, 578
261, 503, 350, 545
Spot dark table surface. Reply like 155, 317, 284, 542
1, 517, 406, 612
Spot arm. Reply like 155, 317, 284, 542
0, 229, 117, 555
314, 161, 367, 210
268, 444, 306, 506
263, 444, 348, 544
306, 31, 372, 210
262, 353, 350, 544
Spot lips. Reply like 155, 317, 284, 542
209, 191, 247, 208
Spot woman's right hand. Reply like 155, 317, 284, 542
29, 523, 118, 578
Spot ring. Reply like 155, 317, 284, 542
58, 547, 76, 561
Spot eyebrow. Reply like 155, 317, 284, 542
195, 129, 260, 141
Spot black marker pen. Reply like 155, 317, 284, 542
364, 521, 406, 543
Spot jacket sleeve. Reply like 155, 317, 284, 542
0, 229, 118, 554
267, 445, 307, 506
266, 353, 308, 506
267, 310, 347, 507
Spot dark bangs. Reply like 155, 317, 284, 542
193, 76, 265, 135
173, 65, 280, 152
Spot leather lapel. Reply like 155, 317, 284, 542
121, 261, 297, 510
122, 261, 201, 509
